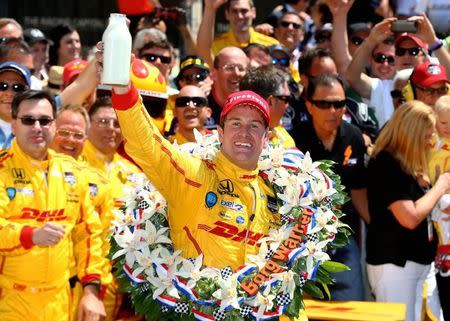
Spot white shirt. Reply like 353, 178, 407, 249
370, 78, 394, 129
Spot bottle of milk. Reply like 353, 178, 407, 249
101, 13, 131, 86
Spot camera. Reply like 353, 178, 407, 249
153, 7, 180, 22
391, 20, 418, 33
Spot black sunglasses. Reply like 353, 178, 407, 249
141, 53, 172, 64
372, 53, 395, 66
310, 99, 346, 109
17, 116, 54, 127
175, 96, 208, 108
0, 82, 28, 93
181, 70, 209, 83
390, 89, 403, 99
272, 57, 289, 67
395, 47, 422, 57
315, 33, 331, 44
274, 95, 290, 103
279, 21, 302, 30
350, 36, 364, 46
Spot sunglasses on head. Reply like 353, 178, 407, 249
272, 57, 289, 67
0, 82, 28, 93
395, 47, 422, 57
141, 53, 172, 64
181, 70, 209, 83
279, 21, 302, 30
310, 99, 346, 109
17, 116, 54, 127
372, 53, 395, 65
350, 36, 364, 46
175, 96, 208, 108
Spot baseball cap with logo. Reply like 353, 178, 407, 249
23, 28, 53, 46
63, 59, 88, 86
411, 61, 449, 87
0, 61, 31, 86
220, 90, 270, 126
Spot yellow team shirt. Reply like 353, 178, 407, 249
271, 126, 296, 148
212, 28, 279, 56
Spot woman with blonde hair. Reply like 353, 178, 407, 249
366, 100, 450, 321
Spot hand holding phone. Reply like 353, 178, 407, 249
391, 20, 418, 33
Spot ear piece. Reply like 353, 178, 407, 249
402, 81, 415, 102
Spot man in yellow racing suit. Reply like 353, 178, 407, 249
0, 90, 105, 321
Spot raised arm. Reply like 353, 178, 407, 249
59, 59, 99, 106
196, 0, 227, 67
327, 0, 354, 76
346, 18, 396, 99
411, 14, 450, 79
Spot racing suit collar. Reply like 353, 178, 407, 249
12, 139, 50, 171
215, 151, 259, 182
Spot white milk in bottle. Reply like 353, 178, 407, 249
101, 13, 131, 85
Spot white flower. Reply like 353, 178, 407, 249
300, 240, 330, 276
176, 254, 219, 288
212, 274, 241, 311
133, 247, 155, 278
272, 270, 296, 298
248, 285, 276, 316
309, 208, 338, 235
134, 220, 172, 245
298, 152, 321, 173
147, 263, 180, 299
112, 226, 147, 267
247, 242, 270, 269
259, 226, 293, 252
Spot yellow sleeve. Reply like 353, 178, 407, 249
0, 173, 34, 256
112, 86, 205, 205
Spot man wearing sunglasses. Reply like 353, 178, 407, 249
0, 61, 30, 149
291, 73, 368, 302
170, 85, 212, 144
137, 38, 174, 83
175, 55, 213, 96
0, 90, 106, 321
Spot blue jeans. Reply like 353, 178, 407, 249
329, 235, 365, 301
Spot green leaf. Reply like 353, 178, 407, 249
321, 260, 350, 273
303, 281, 324, 299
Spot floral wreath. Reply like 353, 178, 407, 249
110, 130, 350, 321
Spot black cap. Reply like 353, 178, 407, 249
23, 28, 53, 46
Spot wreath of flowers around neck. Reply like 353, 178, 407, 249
110, 130, 350, 321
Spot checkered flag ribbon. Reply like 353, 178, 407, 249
299, 274, 306, 287
143, 184, 153, 192
213, 309, 227, 321
174, 302, 189, 314
221, 266, 233, 280
139, 283, 149, 294
281, 212, 290, 225
265, 248, 275, 260
276, 293, 292, 306
306, 233, 319, 243
138, 199, 150, 209
240, 305, 253, 317
161, 306, 169, 313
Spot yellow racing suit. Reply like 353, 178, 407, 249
0, 140, 104, 321
112, 85, 280, 268
271, 126, 296, 148
80, 140, 142, 320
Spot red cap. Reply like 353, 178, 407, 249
411, 61, 449, 87
220, 90, 270, 126
63, 59, 88, 86
395, 33, 428, 50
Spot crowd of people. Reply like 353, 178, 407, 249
0, 0, 450, 320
